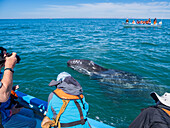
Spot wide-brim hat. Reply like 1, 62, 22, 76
48, 72, 83, 95
150, 92, 170, 107
49, 72, 71, 87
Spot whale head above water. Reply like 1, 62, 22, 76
67, 59, 146, 88
67, 59, 108, 75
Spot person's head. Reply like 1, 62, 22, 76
0, 47, 7, 67
49, 72, 71, 87
57, 72, 71, 82
150, 92, 170, 107
0, 47, 7, 59
0, 47, 7, 54
49, 72, 83, 95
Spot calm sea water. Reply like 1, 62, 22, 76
0, 19, 170, 128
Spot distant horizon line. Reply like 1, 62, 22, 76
0, 17, 170, 20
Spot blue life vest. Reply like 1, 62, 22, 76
46, 88, 90, 128
44, 76, 91, 128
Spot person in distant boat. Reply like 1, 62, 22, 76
136, 20, 139, 24
132, 20, 136, 24
41, 72, 91, 128
139, 20, 143, 24
0, 47, 36, 128
153, 18, 157, 25
146, 20, 149, 24
129, 92, 170, 128
148, 18, 151, 24
143, 21, 146, 24
126, 18, 129, 23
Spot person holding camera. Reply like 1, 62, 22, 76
0, 47, 17, 102
0, 47, 37, 128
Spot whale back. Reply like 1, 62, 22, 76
67, 59, 108, 75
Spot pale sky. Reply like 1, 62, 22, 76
0, 0, 169, 19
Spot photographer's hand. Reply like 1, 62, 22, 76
5, 52, 17, 69
0, 52, 17, 102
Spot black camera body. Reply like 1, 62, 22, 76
6, 53, 21, 63
0, 47, 21, 66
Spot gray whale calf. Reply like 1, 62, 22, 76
67, 59, 145, 88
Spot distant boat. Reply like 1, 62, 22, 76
123, 21, 162, 28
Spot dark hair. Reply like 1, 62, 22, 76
0, 47, 7, 54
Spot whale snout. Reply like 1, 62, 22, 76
67, 59, 108, 74
67, 59, 83, 68
67, 59, 94, 75
67, 60, 72, 67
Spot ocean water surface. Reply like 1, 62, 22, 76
0, 19, 170, 128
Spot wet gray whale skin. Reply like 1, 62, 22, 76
67, 59, 143, 87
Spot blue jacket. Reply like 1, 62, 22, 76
46, 91, 90, 128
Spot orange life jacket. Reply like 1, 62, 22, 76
53, 88, 84, 100
11, 90, 18, 99
154, 21, 157, 25
162, 108, 170, 116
